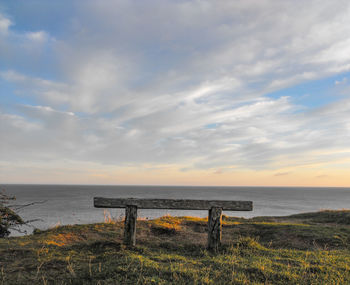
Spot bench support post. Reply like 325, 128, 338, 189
207, 207, 222, 252
124, 205, 137, 246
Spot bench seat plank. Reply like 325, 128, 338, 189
94, 197, 252, 211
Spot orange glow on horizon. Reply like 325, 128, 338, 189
2, 162, 350, 187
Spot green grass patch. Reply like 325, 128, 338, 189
1, 211, 350, 284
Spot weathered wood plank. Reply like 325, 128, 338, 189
94, 197, 252, 211
207, 207, 222, 252
124, 205, 137, 246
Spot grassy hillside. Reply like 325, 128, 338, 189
1, 210, 350, 284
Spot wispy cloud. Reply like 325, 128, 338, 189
316, 174, 329, 179
274, 172, 290, 177
1, 1, 350, 184
0, 13, 12, 34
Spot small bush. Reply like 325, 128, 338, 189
0, 191, 24, 238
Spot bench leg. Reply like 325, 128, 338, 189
124, 205, 138, 246
207, 207, 222, 252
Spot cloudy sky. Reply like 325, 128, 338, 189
1, 0, 350, 186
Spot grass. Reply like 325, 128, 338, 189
0, 210, 350, 284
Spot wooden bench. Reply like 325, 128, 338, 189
94, 197, 253, 252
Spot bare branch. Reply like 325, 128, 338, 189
11, 200, 48, 211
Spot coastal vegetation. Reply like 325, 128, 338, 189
0, 191, 24, 238
0, 210, 350, 284
0, 191, 42, 238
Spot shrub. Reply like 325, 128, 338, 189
0, 191, 24, 238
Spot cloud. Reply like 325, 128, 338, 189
25, 31, 49, 42
274, 172, 290, 177
335, 77, 348, 85
316, 174, 328, 178
1, 1, 350, 182
0, 13, 12, 34
0, 11, 56, 78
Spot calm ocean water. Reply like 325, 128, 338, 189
2, 184, 350, 235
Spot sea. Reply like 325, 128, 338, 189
2, 184, 350, 236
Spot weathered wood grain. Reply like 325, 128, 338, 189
207, 207, 222, 252
94, 197, 252, 211
124, 205, 137, 246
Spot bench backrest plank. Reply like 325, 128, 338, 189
94, 197, 252, 211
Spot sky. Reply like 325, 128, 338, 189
1, 0, 350, 186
